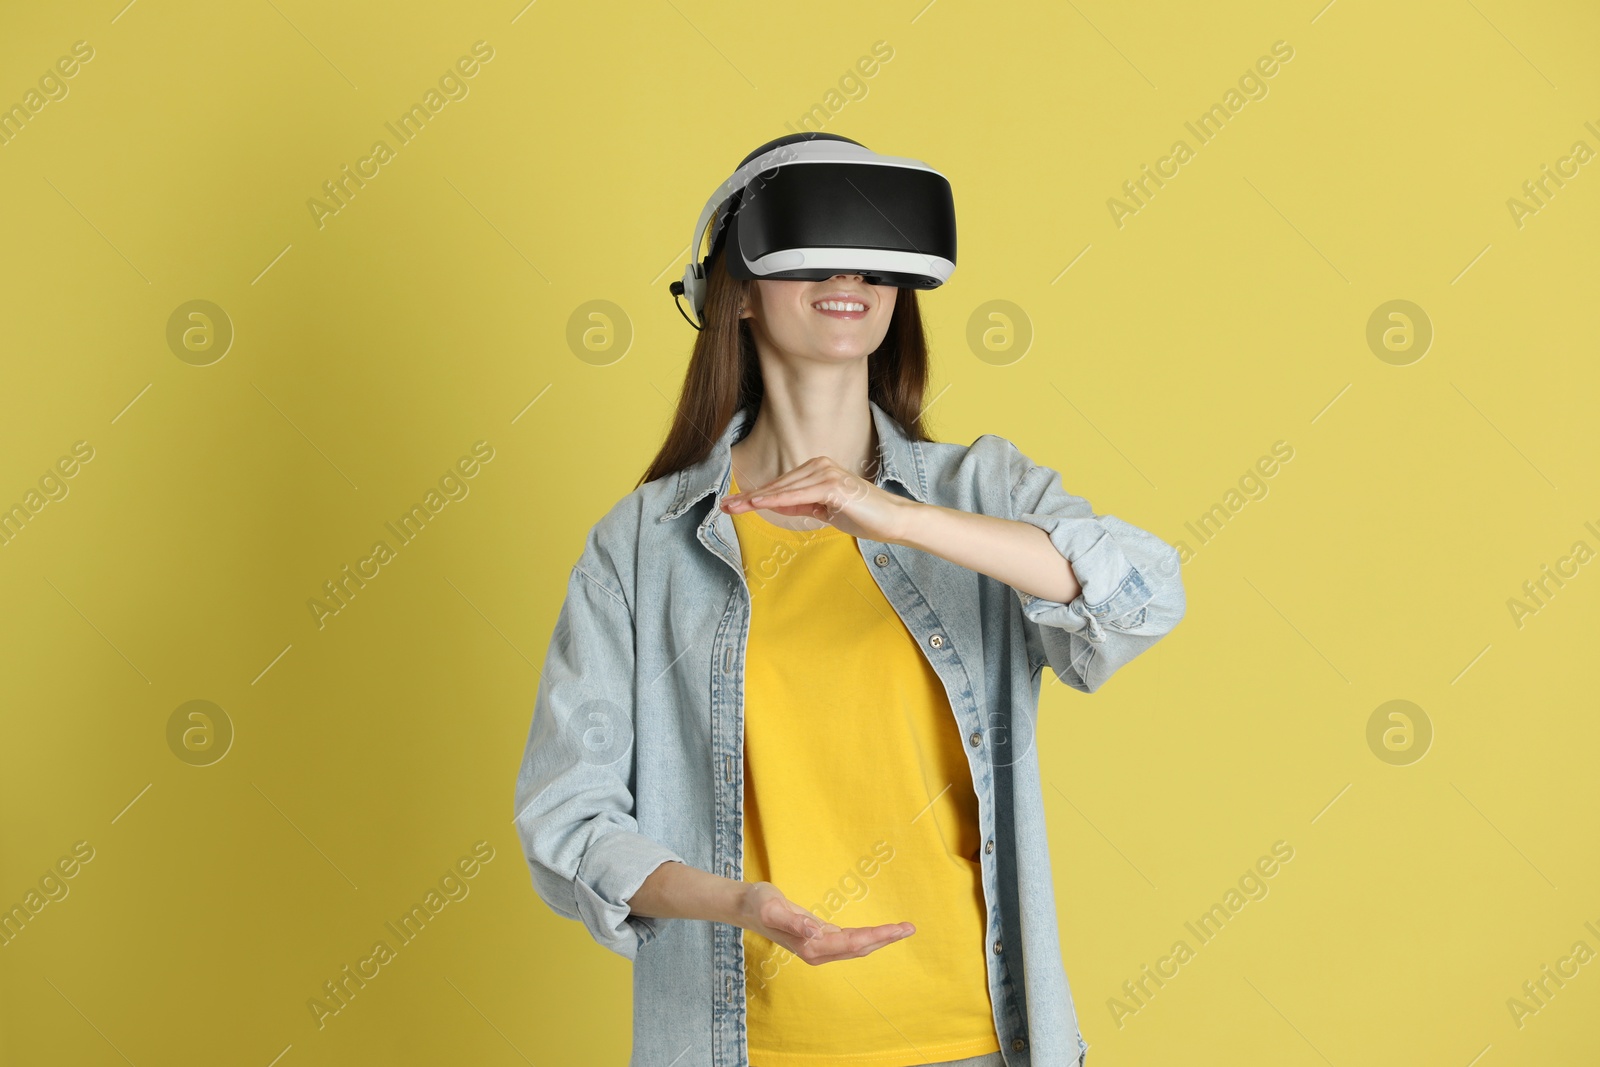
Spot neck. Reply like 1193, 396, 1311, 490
732, 381, 880, 490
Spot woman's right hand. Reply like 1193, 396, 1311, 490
737, 880, 915, 964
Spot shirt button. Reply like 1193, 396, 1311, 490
968, 731, 982, 747
874, 552, 889, 566
929, 633, 945, 648
992, 938, 1003, 954
1012, 1038, 1027, 1051
984, 839, 994, 854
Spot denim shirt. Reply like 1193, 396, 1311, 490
513, 398, 1186, 1067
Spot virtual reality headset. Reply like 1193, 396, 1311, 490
669, 133, 957, 329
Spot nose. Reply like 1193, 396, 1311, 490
832, 272, 864, 280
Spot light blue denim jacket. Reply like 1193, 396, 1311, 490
513, 399, 1186, 1067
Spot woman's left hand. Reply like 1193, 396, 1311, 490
720, 457, 920, 543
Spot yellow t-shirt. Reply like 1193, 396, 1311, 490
729, 470, 1000, 1067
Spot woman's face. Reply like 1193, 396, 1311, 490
739, 274, 898, 363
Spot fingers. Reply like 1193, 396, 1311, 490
745, 473, 868, 514
754, 884, 915, 964
725, 458, 823, 503
822, 922, 914, 961
794, 921, 916, 964
723, 483, 840, 522
747, 480, 835, 510
724, 458, 845, 508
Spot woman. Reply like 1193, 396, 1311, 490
514, 134, 1186, 1067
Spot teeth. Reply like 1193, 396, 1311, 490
813, 301, 866, 312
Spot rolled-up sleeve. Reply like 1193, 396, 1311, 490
513, 558, 686, 960
997, 437, 1186, 694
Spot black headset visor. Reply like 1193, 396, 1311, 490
717, 162, 956, 289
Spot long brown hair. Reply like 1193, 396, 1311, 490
637, 247, 937, 489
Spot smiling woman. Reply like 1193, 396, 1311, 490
515, 131, 1183, 1067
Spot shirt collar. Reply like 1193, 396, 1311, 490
657, 398, 927, 523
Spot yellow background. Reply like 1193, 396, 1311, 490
1, 1, 1597, 1064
